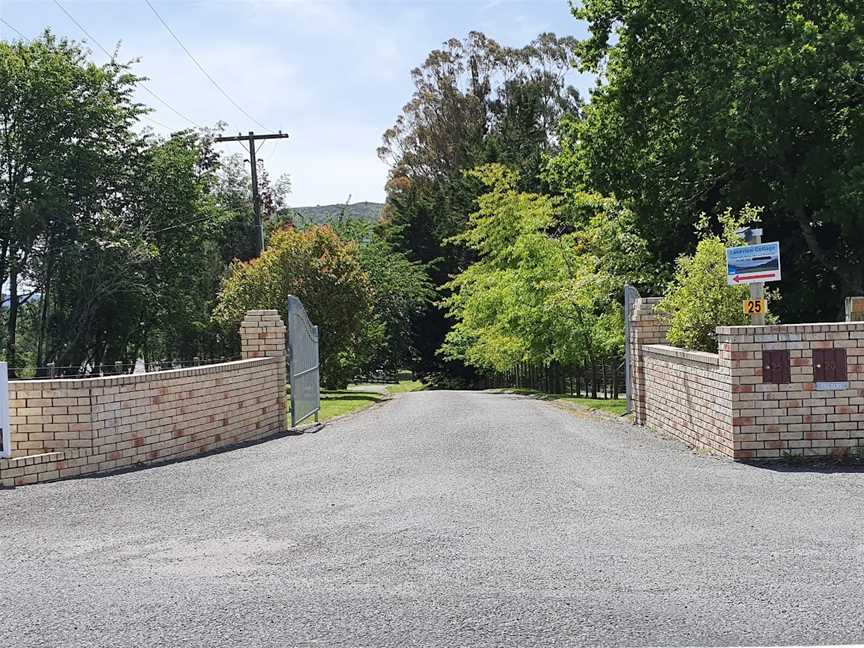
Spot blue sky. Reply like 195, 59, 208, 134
1, 0, 593, 206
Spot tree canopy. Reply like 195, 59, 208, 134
441, 165, 647, 381
213, 225, 373, 388
0, 33, 277, 375
379, 31, 582, 380
566, 0, 864, 320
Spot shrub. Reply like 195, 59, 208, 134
213, 225, 373, 388
657, 237, 750, 353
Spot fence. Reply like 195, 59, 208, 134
10, 356, 242, 380
286, 295, 321, 427
483, 360, 625, 400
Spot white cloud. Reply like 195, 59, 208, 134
281, 150, 389, 207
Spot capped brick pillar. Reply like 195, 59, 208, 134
629, 297, 668, 425
240, 310, 287, 423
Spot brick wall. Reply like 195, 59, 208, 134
240, 309, 287, 419
0, 310, 288, 487
643, 345, 735, 458
629, 297, 668, 424
629, 297, 864, 460
720, 322, 864, 459
9, 382, 94, 457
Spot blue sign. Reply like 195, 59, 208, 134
726, 242, 781, 286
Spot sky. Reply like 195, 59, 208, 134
1, 0, 594, 207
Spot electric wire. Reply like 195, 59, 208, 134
143, 0, 270, 131
0, 17, 26, 39
142, 114, 172, 130
52, 0, 201, 128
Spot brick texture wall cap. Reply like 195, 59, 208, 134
718, 322, 864, 336
644, 344, 720, 367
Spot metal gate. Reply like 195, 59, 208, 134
623, 285, 641, 415
287, 295, 321, 427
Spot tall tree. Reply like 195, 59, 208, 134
213, 225, 374, 388
0, 32, 145, 373
379, 31, 581, 378
330, 219, 436, 374
569, 0, 864, 320
442, 164, 648, 383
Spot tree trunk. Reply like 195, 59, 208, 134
602, 362, 608, 399
6, 256, 19, 377
36, 271, 51, 371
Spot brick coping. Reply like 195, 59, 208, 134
644, 344, 720, 367
8, 357, 277, 390
717, 322, 864, 335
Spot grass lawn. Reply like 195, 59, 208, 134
386, 380, 425, 394
317, 389, 383, 422
554, 396, 628, 417
491, 388, 628, 417
291, 378, 426, 427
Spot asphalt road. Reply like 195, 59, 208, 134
3, 391, 864, 647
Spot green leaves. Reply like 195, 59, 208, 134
213, 226, 374, 388
567, 0, 864, 319
330, 219, 435, 373
380, 32, 581, 376
441, 164, 648, 372
657, 237, 750, 353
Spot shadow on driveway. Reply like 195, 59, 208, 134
744, 459, 864, 474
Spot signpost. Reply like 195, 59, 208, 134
727, 230, 781, 325
726, 240, 781, 286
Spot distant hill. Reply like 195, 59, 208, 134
288, 201, 385, 225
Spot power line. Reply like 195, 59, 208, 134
52, 0, 201, 129
0, 17, 26, 39
143, 0, 270, 131
142, 114, 172, 130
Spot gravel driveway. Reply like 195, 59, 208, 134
2, 391, 863, 647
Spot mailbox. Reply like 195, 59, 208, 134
813, 348, 848, 390
762, 350, 791, 384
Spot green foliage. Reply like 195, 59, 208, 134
657, 238, 749, 353
213, 225, 373, 388
0, 32, 295, 374
0, 31, 147, 371
329, 219, 435, 373
657, 206, 767, 352
380, 32, 581, 378
441, 164, 648, 373
567, 0, 864, 321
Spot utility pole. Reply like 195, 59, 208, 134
213, 131, 290, 256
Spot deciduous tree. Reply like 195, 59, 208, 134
569, 0, 864, 320
213, 225, 373, 388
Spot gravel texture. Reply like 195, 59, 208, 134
2, 390, 864, 647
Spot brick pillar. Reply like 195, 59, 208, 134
629, 297, 668, 424
240, 310, 287, 425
